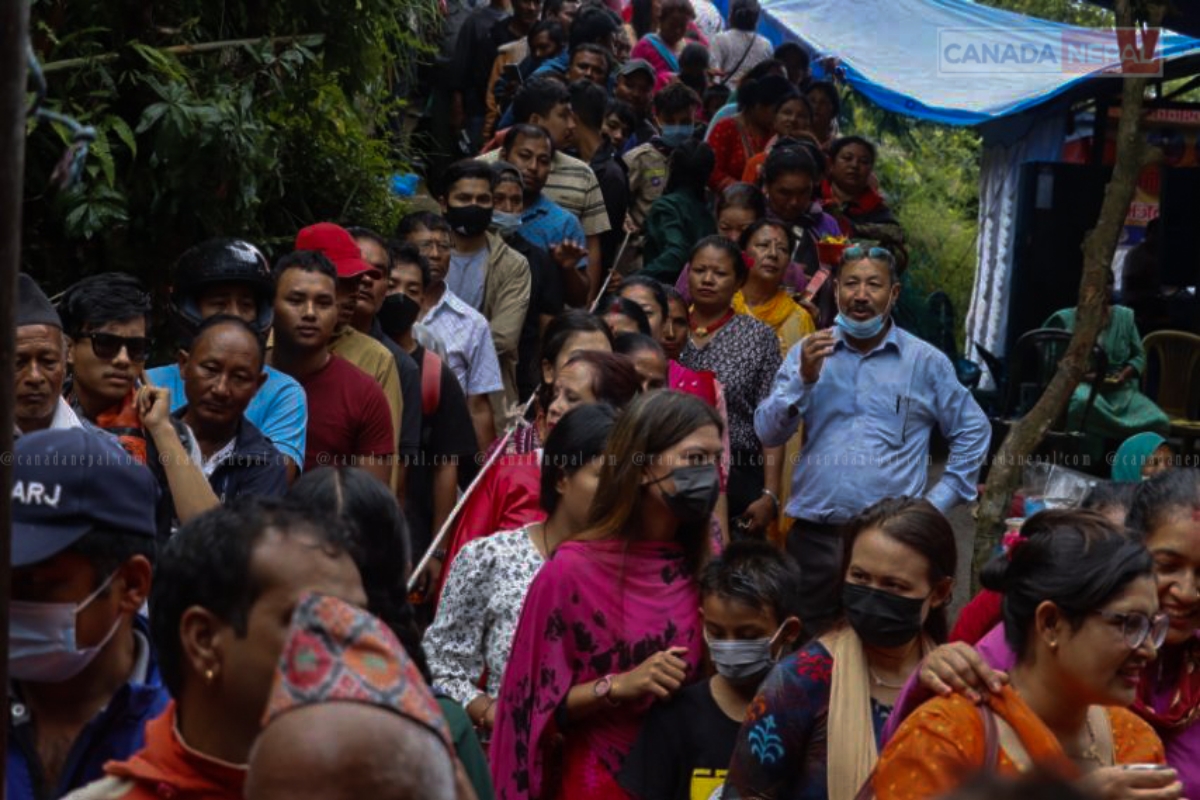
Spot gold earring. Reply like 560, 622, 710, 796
204, 668, 215, 684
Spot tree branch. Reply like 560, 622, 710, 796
40, 34, 324, 74
971, 0, 1167, 589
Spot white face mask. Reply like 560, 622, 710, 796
9, 571, 122, 683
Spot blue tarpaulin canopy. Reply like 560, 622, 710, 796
752, 0, 1200, 126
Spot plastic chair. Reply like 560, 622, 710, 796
1142, 330, 1200, 455
998, 329, 1107, 445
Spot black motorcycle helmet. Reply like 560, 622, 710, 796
168, 238, 274, 339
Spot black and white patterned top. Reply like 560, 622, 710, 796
680, 313, 783, 454
422, 527, 545, 705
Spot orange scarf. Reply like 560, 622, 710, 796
104, 702, 247, 799
86, 387, 149, 464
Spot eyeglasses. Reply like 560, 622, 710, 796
1092, 610, 1170, 650
415, 239, 451, 255
79, 332, 153, 362
840, 245, 895, 265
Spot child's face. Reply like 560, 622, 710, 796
701, 594, 780, 645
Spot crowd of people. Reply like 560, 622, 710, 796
10, 0, 1199, 798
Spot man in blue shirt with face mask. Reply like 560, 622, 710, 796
7, 428, 168, 800
754, 247, 990, 636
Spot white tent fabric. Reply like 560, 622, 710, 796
965, 114, 1068, 386
756, 0, 1200, 125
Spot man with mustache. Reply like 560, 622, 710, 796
14, 273, 84, 436
755, 247, 990, 637
59, 273, 219, 534
175, 315, 289, 503
348, 226, 425, 486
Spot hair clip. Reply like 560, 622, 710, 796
742, 252, 755, 271
1002, 530, 1024, 559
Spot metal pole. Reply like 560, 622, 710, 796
0, 0, 30, 789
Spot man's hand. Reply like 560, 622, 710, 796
550, 239, 587, 272
800, 329, 836, 384
135, 375, 174, 435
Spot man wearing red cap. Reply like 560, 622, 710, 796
293, 223, 406, 495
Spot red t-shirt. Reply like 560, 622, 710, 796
298, 355, 395, 472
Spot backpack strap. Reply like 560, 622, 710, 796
421, 349, 442, 417
977, 702, 1000, 770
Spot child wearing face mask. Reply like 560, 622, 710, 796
618, 541, 802, 800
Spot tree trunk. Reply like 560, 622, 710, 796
971, 0, 1166, 589
0, 0, 30, 787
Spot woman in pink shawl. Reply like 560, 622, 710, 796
489, 390, 724, 799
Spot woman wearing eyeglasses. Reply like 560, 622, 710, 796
875, 510, 1176, 800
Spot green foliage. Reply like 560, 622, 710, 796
23, 0, 441, 297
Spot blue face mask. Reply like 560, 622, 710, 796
490, 210, 523, 237
660, 124, 693, 148
834, 312, 887, 340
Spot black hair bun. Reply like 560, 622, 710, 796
979, 553, 1012, 593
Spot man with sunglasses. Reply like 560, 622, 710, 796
755, 246, 990, 636
59, 273, 219, 535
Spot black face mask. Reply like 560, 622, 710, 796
654, 463, 720, 524
376, 292, 421, 338
842, 583, 927, 649
445, 204, 493, 238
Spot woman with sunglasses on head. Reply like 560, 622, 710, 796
723, 497, 957, 800
875, 510, 1175, 800
489, 391, 723, 799
898, 470, 1200, 800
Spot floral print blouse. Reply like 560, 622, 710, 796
422, 527, 545, 705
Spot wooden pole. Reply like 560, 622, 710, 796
0, 0, 30, 788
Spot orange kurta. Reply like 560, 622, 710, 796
875, 687, 1165, 800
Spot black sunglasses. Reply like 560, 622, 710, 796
79, 332, 153, 362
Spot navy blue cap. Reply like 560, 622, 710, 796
11, 428, 160, 567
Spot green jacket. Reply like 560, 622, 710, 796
639, 191, 716, 283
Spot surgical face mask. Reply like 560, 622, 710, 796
654, 463, 720, 524
491, 210, 523, 237
10, 571, 122, 683
835, 284, 893, 341
444, 204, 493, 238
706, 625, 783, 684
660, 124, 693, 148
842, 583, 927, 649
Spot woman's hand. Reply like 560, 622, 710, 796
737, 496, 775, 538
467, 694, 497, 731
917, 642, 1007, 703
612, 647, 689, 702
1078, 766, 1183, 800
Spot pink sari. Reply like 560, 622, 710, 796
488, 539, 703, 799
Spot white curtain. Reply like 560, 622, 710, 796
965, 112, 1068, 388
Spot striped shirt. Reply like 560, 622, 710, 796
480, 149, 611, 237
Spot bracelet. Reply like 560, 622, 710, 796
762, 489, 780, 513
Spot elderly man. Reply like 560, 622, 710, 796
15, 274, 83, 435
755, 246, 990, 635
8, 428, 166, 800
245, 593, 468, 800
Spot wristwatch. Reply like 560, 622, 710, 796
593, 674, 621, 706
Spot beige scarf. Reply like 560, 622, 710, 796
822, 626, 928, 800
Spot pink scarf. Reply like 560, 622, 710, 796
489, 539, 703, 799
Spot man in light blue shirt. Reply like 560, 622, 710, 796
149, 239, 307, 482
755, 246, 989, 633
